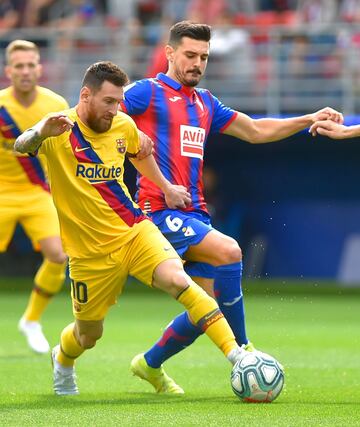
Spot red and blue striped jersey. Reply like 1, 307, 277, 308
120, 73, 237, 213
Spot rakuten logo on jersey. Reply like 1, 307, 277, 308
76, 164, 121, 183
180, 125, 205, 160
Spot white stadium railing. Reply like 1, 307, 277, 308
1, 23, 360, 115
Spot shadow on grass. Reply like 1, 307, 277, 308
0, 392, 241, 410
1, 393, 357, 411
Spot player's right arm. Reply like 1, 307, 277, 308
223, 108, 344, 144
14, 113, 74, 154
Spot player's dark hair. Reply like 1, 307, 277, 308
168, 21, 211, 47
82, 61, 129, 92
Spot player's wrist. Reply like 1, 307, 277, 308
346, 125, 360, 138
33, 120, 48, 139
161, 180, 173, 194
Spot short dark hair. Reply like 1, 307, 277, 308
82, 61, 129, 92
168, 21, 211, 47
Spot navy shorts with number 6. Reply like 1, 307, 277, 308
150, 209, 216, 279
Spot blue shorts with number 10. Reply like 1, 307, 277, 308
150, 209, 215, 279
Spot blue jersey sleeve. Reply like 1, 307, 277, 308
209, 94, 237, 134
122, 79, 153, 115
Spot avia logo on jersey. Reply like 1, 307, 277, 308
180, 125, 205, 159
76, 164, 121, 183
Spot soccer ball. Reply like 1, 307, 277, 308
231, 351, 284, 403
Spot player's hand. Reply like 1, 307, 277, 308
309, 119, 350, 139
164, 184, 191, 209
310, 107, 344, 125
38, 113, 74, 138
136, 130, 154, 160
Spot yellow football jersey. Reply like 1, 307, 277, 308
0, 86, 68, 191
38, 108, 148, 258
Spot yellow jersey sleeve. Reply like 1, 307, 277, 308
119, 112, 140, 157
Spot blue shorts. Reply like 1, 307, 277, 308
150, 209, 216, 279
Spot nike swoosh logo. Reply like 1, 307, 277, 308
223, 295, 242, 307
163, 247, 172, 251
75, 146, 90, 152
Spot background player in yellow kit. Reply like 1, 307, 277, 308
15, 61, 248, 395
0, 40, 69, 354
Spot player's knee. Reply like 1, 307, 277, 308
171, 268, 192, 292
46, 250, 67, 264
153, 259, 192, 297
40, 237, 67, 264
219, 239, 242, 265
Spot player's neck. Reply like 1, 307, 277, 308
76, 105, 91, 130
165, 71, 195, 95
12, 87, 37, 107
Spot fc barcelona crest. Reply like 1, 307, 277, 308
116, 138, 126, 154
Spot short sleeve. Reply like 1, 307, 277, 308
209, 94, 237, 134
37, 136, 54, 157
125, 118, 141, 156
120, 79, 153, 115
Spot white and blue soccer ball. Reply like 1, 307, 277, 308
231, 351, 284, 403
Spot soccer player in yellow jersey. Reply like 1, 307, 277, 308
15, 61, 249, 396
0, 40, 69, 354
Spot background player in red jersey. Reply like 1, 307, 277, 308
121, 21, 344, 394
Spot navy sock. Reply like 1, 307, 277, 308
144, 311, 202, 368
214, 261, 248, 346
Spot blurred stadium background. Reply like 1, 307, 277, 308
2, 0, 360, 285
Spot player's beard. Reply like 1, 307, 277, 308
184, 69, 202, 87
87, 114, 113, 133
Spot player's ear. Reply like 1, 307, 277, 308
165, 45, 175, 62
80, 86, 90, 103
4, 65, 12, 80
37, 63, 43, 78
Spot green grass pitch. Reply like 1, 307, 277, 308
0, 277, 359, 426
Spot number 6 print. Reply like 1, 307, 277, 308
165, 215, 183, 232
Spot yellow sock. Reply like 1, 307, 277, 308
177, 283, 237, 356
57, 323, 85, 367
23, 260, 66, 322
23, 289, 51, 322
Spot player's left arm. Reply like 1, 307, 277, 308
309, 119, 360, 139
129, 155, 191, 209
223, 108, 344, 144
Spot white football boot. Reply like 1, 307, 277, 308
51, 345, 79, 395
18, 317, 50, 354
227, 345, 251, 365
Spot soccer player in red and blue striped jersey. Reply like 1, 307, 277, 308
121, 21, 344, 393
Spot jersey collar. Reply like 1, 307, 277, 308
157, 73, 181, 90
156, 73, 196, 99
